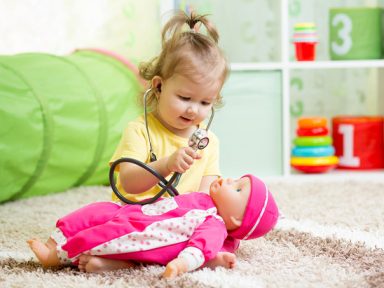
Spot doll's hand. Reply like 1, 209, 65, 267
166, 147, 202, 173
163, 258, 188, 279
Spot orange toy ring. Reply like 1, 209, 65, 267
298, 117, 327, 129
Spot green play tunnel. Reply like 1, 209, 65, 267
0, 50, 143, 203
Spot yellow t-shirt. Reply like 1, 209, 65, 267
110, 113, 221, 202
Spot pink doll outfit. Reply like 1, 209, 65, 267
51, 175, 279, 271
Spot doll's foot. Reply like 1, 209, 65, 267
204, 252, 236, 269
78, 254, 135, 273
27, 238, 60, 267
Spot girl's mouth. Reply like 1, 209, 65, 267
180, 116, 192, 123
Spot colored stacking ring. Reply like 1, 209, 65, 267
291, 146, 335, 157
298, 117, 327, 129
290, 156, 339, 166
291, 164, 337, 174
293, 23, 318, 43
294, 22, 316, 29
296, 126, 329, 137
293, 136, 332, 147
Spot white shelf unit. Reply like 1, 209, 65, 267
163, 0, 384, 177
234, 0, 383, 177
232, 60, 384, 71
231, 59, 384, 176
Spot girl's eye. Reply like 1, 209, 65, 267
178, 95, 190, 101
236, 188, 241, 193
201, 101, 211, 106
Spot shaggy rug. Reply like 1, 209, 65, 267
1, 176, 383, 288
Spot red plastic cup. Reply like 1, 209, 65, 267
294, 42, 317, 61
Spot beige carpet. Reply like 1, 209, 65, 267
1, 176, 383, 288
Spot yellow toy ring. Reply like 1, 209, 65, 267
298, 117, 327, 129
290, 156, 339, 166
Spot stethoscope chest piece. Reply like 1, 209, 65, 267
188, 128, 209, 150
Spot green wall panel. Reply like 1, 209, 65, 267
212, 71, 283, 177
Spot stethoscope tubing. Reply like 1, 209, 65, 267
109, 157, 180, 205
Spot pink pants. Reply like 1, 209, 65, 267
54, 201, 239, 264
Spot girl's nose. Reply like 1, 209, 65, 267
187, 104, 198, 115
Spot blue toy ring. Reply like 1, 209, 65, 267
291, 146, 335, 157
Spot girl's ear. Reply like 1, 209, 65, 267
151, 76, 163, 93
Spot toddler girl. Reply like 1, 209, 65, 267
111, 11, 228, 202
95, 11, 235, 272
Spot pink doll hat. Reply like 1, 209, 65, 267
229, 174, 279, 240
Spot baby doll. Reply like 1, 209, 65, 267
28, 174, 279, 278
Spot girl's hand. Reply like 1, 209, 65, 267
166, 147, 202, 173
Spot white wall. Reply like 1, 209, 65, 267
0, 0, 162, 64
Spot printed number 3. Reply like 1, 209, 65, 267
331, 13, 352, 55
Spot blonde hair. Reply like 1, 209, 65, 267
139, 11, 229, 110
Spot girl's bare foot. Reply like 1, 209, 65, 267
204, 252, 236, 269
78, 254, 135, 273
27, 238, 60, 267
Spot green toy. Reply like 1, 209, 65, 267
0, 50, 143, 203
329, 7, 382, 60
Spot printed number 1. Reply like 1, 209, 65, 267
331, 13, 352, 55
338, 124, 359, 167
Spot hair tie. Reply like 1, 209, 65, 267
187, 19, 201, 33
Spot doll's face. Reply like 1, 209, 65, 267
209, 177, 251, 230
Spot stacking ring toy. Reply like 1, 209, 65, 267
293, 136, 332, 147
291, 146, 335, 157
292, 116, 337, 174
296, 126, 328, 137
298, 117, 327, 129
290, 156, 339, 166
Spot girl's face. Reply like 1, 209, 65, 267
152, 73, 222, 138
209, 177, 251, 230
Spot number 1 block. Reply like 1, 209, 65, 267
332, 116, 384, 169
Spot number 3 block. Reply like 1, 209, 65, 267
329, 8, 382, 60
332, 116, 384, 169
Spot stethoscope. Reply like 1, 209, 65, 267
109, 88, 215, 205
